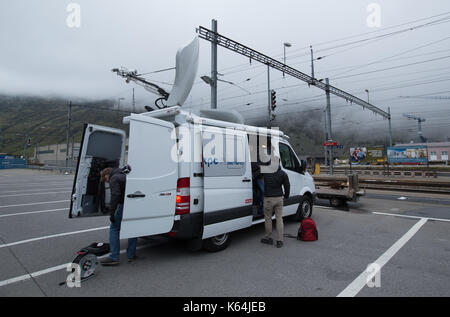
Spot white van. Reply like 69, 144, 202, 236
69, 106, 316, 252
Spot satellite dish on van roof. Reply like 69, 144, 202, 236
199, 109, 245, 124
166, 37, 199, 107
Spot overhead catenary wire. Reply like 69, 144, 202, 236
213, 61, 450, 106
191, 44, 450, 108
214, 11, 450, 76
192, 67, 450, 114
186, 13, 450, 139
328, 35, 450, 78
194, 14, 450, 89
331, 55, 450, 80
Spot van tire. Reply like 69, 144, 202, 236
203, 233, 230, 252
295, 196, 313, 221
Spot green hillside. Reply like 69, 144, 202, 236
0, 95, 129, 157
1, 94, 386, 161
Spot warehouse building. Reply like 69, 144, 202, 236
32, 143, 80, 167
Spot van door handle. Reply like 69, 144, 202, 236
242, 178, 251, 183
127, 191, 146, 198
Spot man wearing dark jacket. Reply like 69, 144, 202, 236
251, 161, 264, 215
100, 167, 137, 266
261, 161, 290, 248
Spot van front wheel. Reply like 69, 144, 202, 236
295, 196, 313, 220
203, 233, 230, 252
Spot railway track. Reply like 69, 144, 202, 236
313, 175, 450, 194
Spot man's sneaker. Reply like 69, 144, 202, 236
261, 237, 273, 245
276, 241, 283, 248
127, 255, 138, 263
100, 257, 119, 266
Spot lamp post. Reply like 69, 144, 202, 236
283, 42, 292, 78
201, 75, 251, 97
117, 97, 125, 111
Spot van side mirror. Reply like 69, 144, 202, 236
299, 160, 307, 174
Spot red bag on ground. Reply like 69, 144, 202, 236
297, 218, 318, 241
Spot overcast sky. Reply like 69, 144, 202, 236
1, 0, 450, 139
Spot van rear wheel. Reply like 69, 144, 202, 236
203, 233, 230, 252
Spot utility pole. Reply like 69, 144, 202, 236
323, 109, 328, 166
388, 107, 393, 147
283, 42, 291, 78
310, 46, 315, 81
132, 88, 135, 112
65, 101, 72, 171
71, 136, 75, 162
325, 78, 333, 175
23, 133, 29, 160
403, 113, 426, 143
211, 19, 218, 109
35, 142, 38, 163
267, 65, 271, 126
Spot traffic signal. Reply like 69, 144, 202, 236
271, 89, 277, 111
27, 137, 31, 147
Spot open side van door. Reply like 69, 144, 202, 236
120, 114, 178, 239
70, 124, 126, 218
202, 127, 253, 239
279, 142, 304, 214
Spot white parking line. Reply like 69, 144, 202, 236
0, 200, 70, 208
0, 187, 70, 194
0, 182, 72, 186
337, 218, 428, 297
0, 244, 152, 287
0, 208, 69, 218
373, 212, 450, 223
0, 226, 109, 249
0, 264, 69, 287
0, 191, 71, 198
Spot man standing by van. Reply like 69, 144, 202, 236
99, 167, 137, 266
261, 160, 290, 248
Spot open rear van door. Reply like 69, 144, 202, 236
120, 114, 178, 239
70, 124, 126, 218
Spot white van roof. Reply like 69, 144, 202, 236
123, 106, 288, 138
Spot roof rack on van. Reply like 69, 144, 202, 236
122, 106, 181, 124
185, 114, 286, 138
123, 105, 287, 138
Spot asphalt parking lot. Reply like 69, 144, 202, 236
0, 169, 449, 297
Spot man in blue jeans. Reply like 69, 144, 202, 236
99, 167, 137, 266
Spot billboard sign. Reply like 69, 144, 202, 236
350, 147, 385, 164
387, 146, 428, 164
0, 156, 27, 169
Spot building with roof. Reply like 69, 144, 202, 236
394, 142, 450, 163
